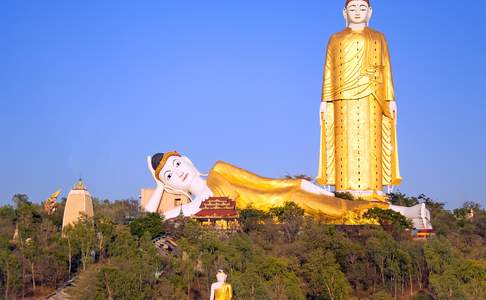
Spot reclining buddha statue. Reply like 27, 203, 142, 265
145, 151, 392, 220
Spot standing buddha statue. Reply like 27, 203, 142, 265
317, 0, 401, 200
209, 270, 232, 300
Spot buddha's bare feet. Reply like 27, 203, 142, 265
300, 180, 334, 196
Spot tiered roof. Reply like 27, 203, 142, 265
193, 197, 239, 219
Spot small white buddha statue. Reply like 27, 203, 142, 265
209, 269, 232, 300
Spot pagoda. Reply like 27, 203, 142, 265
62, 179, 94, 229
192, 197, 240, 231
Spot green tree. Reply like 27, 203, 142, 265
95, 216, 115, 260
302, 250, 351, 300
0, 241, 22, 299
425, 237, 470, 300
64, 215, 96, 272
12, 194, 31, 208
364, 208, 412, 230
94, 231, 162, 299
388, 192, 419, 207
129, 213, 165, 239
239, 208, 270, 233
270, 202, 305, 243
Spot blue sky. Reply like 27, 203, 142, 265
1, 0, 485, 208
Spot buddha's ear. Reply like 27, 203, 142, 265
367, 7, 373, 25
342, 8, 348, 26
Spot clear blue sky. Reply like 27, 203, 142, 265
1, 1, 485, 208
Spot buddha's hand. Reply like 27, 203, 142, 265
200, 187, 213, 202
389, 101, 397, 119
193, 187, 213, 205
147, 156, 164, 188
320, 102, 327, 122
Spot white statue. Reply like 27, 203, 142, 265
145, 152, 213, 219
209, 270, 232, 300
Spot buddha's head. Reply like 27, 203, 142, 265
150, 151, 199, 193
216, 269, 227, 283
343, 0, 372, 27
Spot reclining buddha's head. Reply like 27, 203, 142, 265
151, 151, 198, 192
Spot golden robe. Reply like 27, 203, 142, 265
317, 27, 401, 196
207, 161, 387, 218
214, 283, 232, 300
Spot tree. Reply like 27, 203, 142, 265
364, 208, 413, 231
12, 194, 31, 208
270, 202, 305, 243
93, 198, 139, 225
388, 192, 419, 207
64, 215, 96, 272
303, 250, 351, 300
239, 208, 270, 233
95, 216, 115, 259
129, 213, 165, 239
0, 241, 22, 299
425, 237, 467, 300
93, 230, 162, 299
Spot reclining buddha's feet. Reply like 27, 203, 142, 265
300, 180, 334, 196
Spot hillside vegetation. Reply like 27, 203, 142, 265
0, 193, 485, 299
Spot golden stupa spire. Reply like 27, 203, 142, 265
73, 178, 87, 191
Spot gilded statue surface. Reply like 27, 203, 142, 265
145, 152, 387, 222
317, 0, 401, 200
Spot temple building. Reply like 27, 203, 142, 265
390, 203, 435, 239
192, 197, 240, 231
62, 179, 94, 229
140, 188, 190, 214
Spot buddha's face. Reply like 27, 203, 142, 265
159, 156, 198, 192
216, 272, 227, 283
344, 1, 372, 25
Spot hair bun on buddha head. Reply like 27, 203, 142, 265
346, 0, 370, 6
151, 153, 165, 171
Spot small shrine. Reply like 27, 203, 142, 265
192, 197, 240, 231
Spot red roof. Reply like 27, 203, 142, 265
193, 209, 239, 218
199, 197, 237, 210
191, 197, 239, 219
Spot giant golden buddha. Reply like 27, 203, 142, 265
317, 0, 401, 200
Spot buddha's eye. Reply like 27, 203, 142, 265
174, 159, 181, 168
165, 172, 174, 181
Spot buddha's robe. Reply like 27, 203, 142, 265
317, 27, 401, 197
207, 161, 387, 218
214, 283, 232, 300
